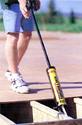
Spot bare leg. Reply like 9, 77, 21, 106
5, 33, 19, 73
17, 32, 32, 65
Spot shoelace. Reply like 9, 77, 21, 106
11, 74, 26, 87
6, 70, 27, 85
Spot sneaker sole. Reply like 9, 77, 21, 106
10, 85, 30, 94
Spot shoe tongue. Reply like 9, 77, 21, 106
12, 73, 20, 79
11, 73, 26, 86
12, 73, 23, 86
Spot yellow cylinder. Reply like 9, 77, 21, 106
47, 67, 66, 106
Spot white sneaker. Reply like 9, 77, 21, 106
5, 71, 30, 94
5, 70, 27, 83
5, 70, 12, 81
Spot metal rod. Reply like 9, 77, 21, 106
30, 3, 51, 68
61, 106, 68, 116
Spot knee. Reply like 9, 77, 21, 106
8, 33, 19, 41
23, 32, 32, 41
6, 33, 19, 48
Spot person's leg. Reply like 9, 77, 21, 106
17, 32, 32, 65
5, 32, 30, 93
5, 33, 19, 73
3, 4, 33, 93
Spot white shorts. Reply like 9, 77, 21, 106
3, 4, 34, 33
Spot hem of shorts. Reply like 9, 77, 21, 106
5, 30, 33, 33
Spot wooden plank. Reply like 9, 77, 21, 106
18, 119, 82, 125
0, 114, 16, 125
30, 101, 72, 122
0, 32, 82, 103
74, 98, 82, 118
0, 81, 82, 103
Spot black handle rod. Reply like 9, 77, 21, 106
30, 8, 51, 68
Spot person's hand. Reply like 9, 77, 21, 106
19, 3, 30, 18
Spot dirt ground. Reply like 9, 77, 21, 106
0, 31, 82, 102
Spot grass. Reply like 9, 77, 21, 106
0, 19, 4, 31
38, 18, 82, 32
